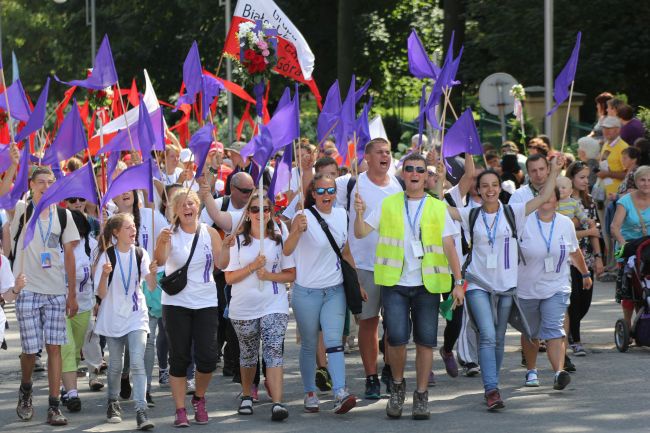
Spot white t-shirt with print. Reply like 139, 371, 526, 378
517, 213, 579, 299
0, 254, 16, 343
74, 237, 98, 313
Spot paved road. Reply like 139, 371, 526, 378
1, 280, 648, 433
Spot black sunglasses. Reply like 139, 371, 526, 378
66, 197, 86, 204
404, 165, 426, 174
235, 186, 254, 195
249, 206, 271, 214
314, 187, 336, 195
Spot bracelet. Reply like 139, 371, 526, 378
581, 273, 591, 279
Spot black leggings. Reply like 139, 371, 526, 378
442, 287, 463, 353
568, 265, 593, 343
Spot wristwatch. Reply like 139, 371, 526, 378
454, 278, 465, 286
581, 273, 591, 279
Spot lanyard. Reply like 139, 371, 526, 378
37, 207, 54, 244
481, 206, 500, 249
115, 248, 134, 296
536, 212, 556, 255
405, 195, 426, 240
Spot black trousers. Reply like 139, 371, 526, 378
568, 265, 593, 343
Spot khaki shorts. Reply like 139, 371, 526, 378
357, 269, 382, 320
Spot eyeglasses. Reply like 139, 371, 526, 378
249, 206, 271, 214
234, 186, 254, 195
427, 170, 437, 177
404, 165, 426, 174
314, 187, 336, 195
66, 198, 86, 204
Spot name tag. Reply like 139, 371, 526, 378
411, 240, 424, 259
544, 256, 555, 273
40, 252, 52, 269
486, 253, 497, 269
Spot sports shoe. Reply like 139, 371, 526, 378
524, 370, 540, 387
186, 378, 196, 395
174, 408, 190, 428
386, 379, 406, 418
106, 399, 122, 423
89, 370, 105, 391
65, 395, 82, 412
47, 406, 68, 426
16, 384, 34, 421
333, 389, 356, 414
315, 367, 332, 392
364, 374, 381, 399
158, 368, 170, 387
553, 370, 571, 390
564, 355, 576, 372
412, 390, 429, 420
428, 370, 436, 387
271, 403, 289, 421
34, 355, 45, 372
380, 364, 392, 393
136, 409, 155, 430
146, 392, 155, 408
485, 389, 504, 411
120, 375, 132, 400
571, 343, 587, 357
464, 363, 480, 377
251, 384, 259, 403
303, 392, 320, 413
439, 347, 459, 377
191, 395, 209, 424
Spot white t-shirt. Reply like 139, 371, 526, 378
224, 233, 295, 320
366, 196, 459, 287
335, 172, 403, 271
517, 213, 579, 299
73, 237, 98, 313
94, 246, 151, 337
509, 184, 536, 204
0, 254, 16, 344
200, 197, 244, 233
139, 208, 169, 271
292, 207, 347, 288
289, 166, 313, 193
162, 224, 218, 309
459, 203, 528, 292
161, 167, 183, 186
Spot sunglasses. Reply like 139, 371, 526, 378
249, 206, 271, 214
66, 197, 86, 204
235, 186, 254, 195
314, 187, 336, 195
403, 165, 426, 174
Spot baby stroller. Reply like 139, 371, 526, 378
615, 236, 650, 352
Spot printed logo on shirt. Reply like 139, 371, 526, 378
79, 266, 90, 292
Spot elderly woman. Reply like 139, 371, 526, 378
576, 136, 601, 190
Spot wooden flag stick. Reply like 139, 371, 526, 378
316, 120, 340, 149
560, 80, 575, 154
115, 82, 137, 154
438, 87, 450, 158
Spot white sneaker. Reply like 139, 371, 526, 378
303, 392, 320, 413
186, 378, 196, 395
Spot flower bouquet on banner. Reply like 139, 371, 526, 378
510, 84, 526, 150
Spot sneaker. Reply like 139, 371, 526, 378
315, 367, 332, 392
571, 343, 587, 357
34, 355, 45, 372
146, 392, 155, 408
380, 364, 392, 394
186, 378, 196, 395
386, 379, 406, 418
554, 371, 571, 390
16, 385, 34, 421
564, 355, 576, 372
106, 399, 122, 423
47, 406, 68, 426
120, 375, 132, 400
439, 347, 459, 377
524, 370, 540, 387
251, 384, 259, 403
364, 374, 381, 399
427, 370, 436, 387
237, 396, 254, 415
136, 409, 155, 431
191, 395, 209, 424
158, 368, 170, 387
174, 408, 190, 428
412, 390, 429, 420
464, 363, 480, 377
271, 403, 289, 421
89, 370, 105, 391
485, 389, 504, 411
333, 389, 356, 414
65, 395, 82, 412
303, 392, 320, 413
263, 379, 273, 400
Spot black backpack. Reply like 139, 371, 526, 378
105, 245, 144, 288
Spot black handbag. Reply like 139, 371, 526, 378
160, 226, 201, 296
307, 207, 363, 315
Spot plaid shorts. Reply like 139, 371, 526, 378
16, 290, 67, 354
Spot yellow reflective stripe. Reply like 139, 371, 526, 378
423, 245, 444, 254
377, 236, 404, 248
375, 257, 402, 268
423, 265, 451, 275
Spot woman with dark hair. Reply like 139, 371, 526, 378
500, 154, 523, 192
591, 92, 614, 140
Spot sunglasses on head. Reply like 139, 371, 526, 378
66, 197, 86, 204
249, 206, 271, 214
315, 187, 336, 195
403, 165, 426, 174
235, 186, 254, 195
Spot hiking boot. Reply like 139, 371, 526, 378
553, 370, 571, 390
364, 374, 381, 399
564, 355, 576, 372
315, 367, 332, 392
136, 409, 155, 431
524, 370, 540, 387
47, 407, 68, 426
412, 390, 429, 420
485, 389, 504, 411
16, 385, 34, 421
120, 375, 132, 400
146, 392, 155, 408
271, 403, 289, 421
380, 364, 392, 394
303, 392, 320, 413
333, 389, 356, 415
191, 395, 209, 424
439, 347, 459, 377
106, 399, 122, 423
158, 368, 170, 387
464, 363, 480, 377
386, 379, 406, 418
174, 408, 190, 427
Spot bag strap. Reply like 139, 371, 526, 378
182, 224, 202, 269
346, 178, 357, 213
631, 194, 648, 236
135, 247, 144, 282
10, 201, 34, 265
307, 207, 344, 261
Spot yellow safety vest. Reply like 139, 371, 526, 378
374, 192, 451, 293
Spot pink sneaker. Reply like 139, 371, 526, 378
192, 396, 209, 425
174, 408, 190, 428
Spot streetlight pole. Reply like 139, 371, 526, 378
224, 0, 234, 145
544, 0, 553, 137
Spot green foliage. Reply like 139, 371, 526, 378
637, 106, 650, 133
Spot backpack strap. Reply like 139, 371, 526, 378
502, 204, 526, 266
220, 196, 230, 212
444, 193, 469, 255
462, 207, 482, 274
56, 207, 68, 249
106, 246, 117, 288
135, 247, 144, 283
9, 202, 34, 266
346, 177, 357, 213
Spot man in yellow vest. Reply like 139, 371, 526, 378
354, 153, 464, 420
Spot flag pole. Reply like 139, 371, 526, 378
115, 82, 137, 154
559, 80, 575, 154
316, 120, 340, 149
439, 87, 450, 158
256, 113, 264, 291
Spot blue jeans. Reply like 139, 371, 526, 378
107, 330, 147, 411
292, 283, 347, 395
381, 285, 440, 347
465, 289, 514, 392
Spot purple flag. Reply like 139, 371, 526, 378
200, 73, 224, 120
317, 80, 341, 143
101, 159, 154, 209
423, 35, 463, 131
0, 79, 32, 122
273, 87, 292, 116
106, 151, 120, 185
15, 77, 50, 143
175, 42, 202, 108
55, 35, 118, 90
442, 108, 483, 160
137, 95, 155, 160
547, 32, 582, 116
22, 164, 98, 247
334, 75, 356, 159
416, 84, 427, 149
268, 142, 293, 202
355, 96, 372, 162
408, 30, 441, 80
0, 143, 30, 209
42, 98, 88, 166
252, 125, 274, 170
355, 79, 372, 104
97, 108, 164, 156
0, 145, 12, 174
188, 124, 214, 179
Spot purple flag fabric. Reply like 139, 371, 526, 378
355, 79, 372, 104
0, 79, 32, 122
22, 163, 98, 247
334, 75, 356, 159
101, 159, 154, 209
416, 84, 427, 149
268, 142, 293, 202
355, 96, 372, 162
547, 32, 582, 116
442, 108, 483, 159
0, 145, 13, 174
55, 35, 118, 90
200, 73, 224, 120
252, 125, 274, 170
106, 151, 120, 185
317, 80, 341, 143
0, 143, 30, 209
408, 30, 441, 80
15, 77, 50, 143
42, 98, 88, 166
97, 108, 164, 155
137, 95, 155, 160
188, 124, 214, 179
175, 42, 202, 109
274, 87, 292, 116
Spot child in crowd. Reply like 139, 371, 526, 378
556, 176, 595, 229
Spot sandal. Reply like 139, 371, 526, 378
237, 396, 253, 415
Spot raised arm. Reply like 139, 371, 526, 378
199, 178, 233, 232
0, 145, 20, 198
457, 153, 475, 198
525, 156, 562, 215
283, 213, 306, 256
353, 193, 374, 238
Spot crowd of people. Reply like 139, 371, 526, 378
0, 92, 649, 429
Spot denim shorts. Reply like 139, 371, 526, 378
519, 292, 570, 340
381, 285, 440, 347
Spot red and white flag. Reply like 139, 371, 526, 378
224, 0, 322, 108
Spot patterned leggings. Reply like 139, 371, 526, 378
231, 313, 288, 368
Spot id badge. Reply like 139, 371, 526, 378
544, 256, 555, 273
411, 240, 424, 258
486, 253, 497, 269
40, 252, 52, 269
116, 298, 132, 319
